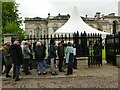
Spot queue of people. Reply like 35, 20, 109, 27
1, 39, 77, 81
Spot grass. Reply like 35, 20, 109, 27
89, 48, 106, 60
102, 49, 106, 60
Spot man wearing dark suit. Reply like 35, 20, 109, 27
10, 40, 23, 81
57, 40, 65, 72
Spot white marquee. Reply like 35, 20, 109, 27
54, 7, 110, 35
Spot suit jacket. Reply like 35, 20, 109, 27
10, 44, 23, 65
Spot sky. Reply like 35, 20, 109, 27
15, 0, 120, 29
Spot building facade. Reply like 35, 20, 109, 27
118, 1, 120, 16
25, 12, 120, 38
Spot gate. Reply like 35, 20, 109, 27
105, 32, 120, 66
74, 32, 102, 67
23, 32, 102, 67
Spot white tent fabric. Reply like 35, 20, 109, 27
54, 7, 110, 35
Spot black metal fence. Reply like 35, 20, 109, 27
74, 32, 102, 67
23, 32, 102, 67
105, 32, 120, 66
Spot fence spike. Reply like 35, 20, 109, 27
95, 33, 97, 36
88, 33, 89, 37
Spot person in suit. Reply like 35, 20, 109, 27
10, 40, 23, 81
48, 39, 58, 75
57, 40, 65, 72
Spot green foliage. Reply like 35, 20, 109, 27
2, 1, 25, 39
3, 23, 25, 39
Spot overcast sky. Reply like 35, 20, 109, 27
15, 0, 120, 29
16, 0, 120, 19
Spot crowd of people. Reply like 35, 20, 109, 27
1, 39, 77, 81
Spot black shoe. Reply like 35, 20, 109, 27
30, 68, 33, 70
54, 71, 58, 75
51, 72, 56, 75
43, 72, 47, 75
15, 78, 20, 81
66, 73, 72, 75
55, 73, 58, 75
6, 75, 12, 78
74, 67, 78, 69
38, 73, 42, 75
59, 70, 65, 72
13, 76, 15, 79
25, 72, 32, 75
51, 72, 58, 75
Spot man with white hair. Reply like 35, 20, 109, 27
34, 41, 47, 75
10, 40, 23, 81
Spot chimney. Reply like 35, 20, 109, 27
85, 14, 88, 21
67, 14, 70, 18
48, 13, 50, 17
109, 13, 115, 16
96, 12, 101, 20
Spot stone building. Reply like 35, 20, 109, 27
25, 12, 120, 38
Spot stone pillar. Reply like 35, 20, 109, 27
3, 34, 19, 44
116, 55, 120, 68
95, 12, 101, 20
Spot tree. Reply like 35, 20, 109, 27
3, 22, 25, 39
2, 1, 25, 39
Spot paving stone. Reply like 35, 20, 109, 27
2, 60, 118, 88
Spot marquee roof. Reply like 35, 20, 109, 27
54, 7, 110, 35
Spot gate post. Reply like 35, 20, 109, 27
113, 33, 116, 66
116, 55, 120, 68
67, 53, 74, 75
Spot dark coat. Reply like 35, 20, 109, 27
10, 44, 23, 65
48, 44, 56, 59
33, 41, 37, 52
3, 48, 12, 65
2, 51, 5, 65
57, 44, 64, 58
43, 45, 46, 59
35, 45, 44, 61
